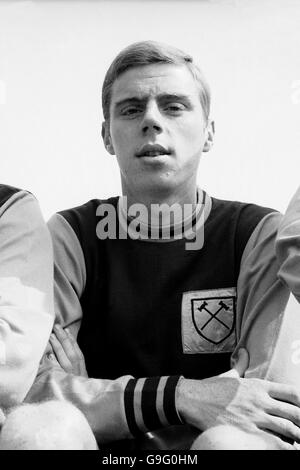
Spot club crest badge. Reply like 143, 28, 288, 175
182, 288, 236, 353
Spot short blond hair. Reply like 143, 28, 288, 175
102, 40, 211, 122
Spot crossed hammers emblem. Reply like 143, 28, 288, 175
198, 300, 230, 331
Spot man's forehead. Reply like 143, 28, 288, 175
110, 63, 198, 103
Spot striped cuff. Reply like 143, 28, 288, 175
124, 376, 184, 436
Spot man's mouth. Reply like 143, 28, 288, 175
136, 144, 171, 158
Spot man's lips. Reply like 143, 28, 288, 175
136, 144, 172, 158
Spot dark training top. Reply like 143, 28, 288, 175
61, 196, 273, 382
27, 189, 300, 443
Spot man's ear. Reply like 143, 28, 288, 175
101, 121, 115, 155
203, 119, 215, 153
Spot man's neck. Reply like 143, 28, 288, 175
121, 184, 200, 229
123, 185, 198, 211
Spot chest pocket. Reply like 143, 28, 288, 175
181, 287, 237, 354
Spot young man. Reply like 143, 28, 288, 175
0, 184, 97, 450
27, 42, 300, 450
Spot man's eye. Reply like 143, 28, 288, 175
164, 103, 185, 113
121, 107, 141, 116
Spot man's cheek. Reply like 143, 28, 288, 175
181, 124, 205, 147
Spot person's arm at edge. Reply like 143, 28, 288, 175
0, 190, 54, 407
231, 210, 300, 388
276, 186, 300, 303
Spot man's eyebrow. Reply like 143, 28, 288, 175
158, 93, 192, 102
114, 97, 146, 109
114, 93, 192, 109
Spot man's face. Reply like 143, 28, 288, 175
103, 63, 213, 197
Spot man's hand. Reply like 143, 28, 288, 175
177, 348, 300, 446
49, 325, 88, 377
221, 347, 249, 378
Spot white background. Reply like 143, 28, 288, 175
0, 0, 299, 219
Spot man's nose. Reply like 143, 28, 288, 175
141, 103, 163, 135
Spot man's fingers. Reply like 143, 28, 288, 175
249, 429, 296, 450
267, 399, 300, 428
51, 325, 87, 376
53, 325, 78, 364
65, 329, 85, 360
268, 383, 300, 407
65, 329, 88, 377
49, 334, 73, 373
264, 416, 300, 444
231, 348, 249, 377
50, 330, 86, 376
269, 435, 296, 451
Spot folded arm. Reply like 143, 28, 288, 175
25, 213, 182, 443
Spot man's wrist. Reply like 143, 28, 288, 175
175, 377, 202, 426
175, 376, 186, 423
124, 376, 184, 437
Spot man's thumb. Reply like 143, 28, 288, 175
231, 348, 249, 377
219, 348, 249, 378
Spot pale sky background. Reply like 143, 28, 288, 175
0, 0, 299, 219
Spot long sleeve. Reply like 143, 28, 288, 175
0, 190, 54, 407
233, 211, 300, 388
25, 214, 182, 444
276, 186, 300, 303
